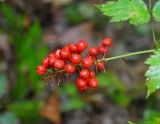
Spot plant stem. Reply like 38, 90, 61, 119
148, 0, 157, 46
149, 0, 152, 12
47, 50, 155, 75
152, 25, 156, 45
97, 49, 155, 62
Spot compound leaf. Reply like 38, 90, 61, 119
145, 49, 160, 97
153, 0, 160, 22
97, 0, 150, 25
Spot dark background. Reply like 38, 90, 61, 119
0, 0, 160, 124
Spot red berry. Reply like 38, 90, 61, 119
36, 65, 46, 75
60, 48, 71, 59
89, 70, 96, 77
78, 86, 87, 91
82, 57, 93, 68
88, 78, 98, 88
63, 46, 70, 51
70, 54, 82, 64
48, 53, 55, 58
54, 49, 61, 59
69, 43, 77, 52
79, 69, 89, 79
76, 78, 86, 87
91, 56, 97, 61
79, 40, 88, 47
89, 46, 98, 56
42, 57, 49, 68
96, 62, 105, 71
102, 37, 112, 47
48, 54, 56, 66
86, 55, 97, 61
76, 40, 88, 53
76, 78, 87, 91
64, 64, 75, 73
98, 46, 108, 55
54, 59, 65, 69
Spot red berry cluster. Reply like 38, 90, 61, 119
36, 38, 112, 91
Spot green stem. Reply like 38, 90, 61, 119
97, 49, 155, 62
152, 25, 157, 45
149, 0, 157, 47
47, 50, 155, 75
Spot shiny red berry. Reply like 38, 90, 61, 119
54, 49, 61, 59
96, 62, 105, 71
48, 54, 56, 66
70, 54, 82, 64
102, 38, 112, 47
64, 64, 75, 74
82, 57, 93, 68
60, 48, 71, 59
79, 40, 88, 47
36, 65, 46, 75
48, 53, 55, 58
88, 78, 98, 88
76, 78, 87, 91
76, 40, 88, 53
86, 55, 97, 61
42, 57, 49, 68
63, 46, 70, 51
98, 46, 108, 55
54, 59, 65, 69
78, 86, 87, 91
83, 41, 88, 48
89, 46, 98, 56
79, 69, 90, 79
89, 70, 96, 77
69, 43, 77, 52
76, 78, 86, 87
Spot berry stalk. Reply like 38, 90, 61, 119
97, 49, 155, 62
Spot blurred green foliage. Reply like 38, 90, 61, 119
130, 111, 160, 124
0, 74, 7, 97
65, 2, 96, 25
135, 24, 150, 36
128, 121, 135, 124
97, 73, 132, 106
8, 100, 43, 118
0, 112, 19, 124
60, 84, 85, 112
0, 3, 48, 121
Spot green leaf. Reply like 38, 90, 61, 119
153, 0, 160, 22
96, 0, 150, 25
145, 50, 160, 97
